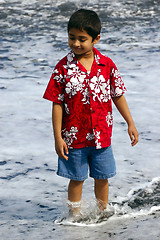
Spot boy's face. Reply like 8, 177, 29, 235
68, 28, 100, 57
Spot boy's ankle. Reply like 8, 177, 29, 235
68, 200, 81, 217
96, 199, 108, 211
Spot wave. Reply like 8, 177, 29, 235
55, 177, 160, 227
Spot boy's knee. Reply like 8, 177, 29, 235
70, 180, 84, 186
94, 179, 108, 185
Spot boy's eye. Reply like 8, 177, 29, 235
69, 36, 86, 42
69, 37, 75, 40
80, 39, 86, 42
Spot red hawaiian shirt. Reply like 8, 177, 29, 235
43, 47, 126, 149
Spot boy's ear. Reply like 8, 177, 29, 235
93, 34, 100, 44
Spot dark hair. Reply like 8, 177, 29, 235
67, 9, 101, 41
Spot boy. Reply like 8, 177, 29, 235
43, 9, 139, 215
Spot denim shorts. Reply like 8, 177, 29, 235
57, 145, 116, 181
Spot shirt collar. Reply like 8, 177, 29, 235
66, 51, 77, 69
66, 47, 106, 68
93, 47, 106, 66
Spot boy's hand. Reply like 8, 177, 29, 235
128, 123, 139, 146
55, 138, 69, 160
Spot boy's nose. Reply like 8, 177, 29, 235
73, 40, 80, 47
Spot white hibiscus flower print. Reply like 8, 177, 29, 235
93, 130, 102, 149
115, 78, 124, 88
112, 68, 121, 78
90, 76, 110, 102
58, 94, 64, 102
82, 88, 90, 104
86, 133, 95, 141
68, 66, 86, 83
64, 103, 70, 114
54, 73, 64, 83
106, 112, 113, 127
96, 142, 102, 149
90, 75, 107, 94
115, 87, 123, 95
67, 52, 74, 64
100, 91, 111, 102
66, 78, 85, 97
62, 126, 78, 147
53, 69, 58, 74
65, 66, 86, 98
100, 79, 111, 102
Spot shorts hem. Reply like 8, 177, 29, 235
90, 171, 116, 179
57, 171, 88, 181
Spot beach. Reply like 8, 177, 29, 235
0, 0, 160, 239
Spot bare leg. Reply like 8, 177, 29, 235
94, 179, 109, 211
68, 180, 84, 216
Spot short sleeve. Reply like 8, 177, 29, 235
43, 64, 65, 103
110, 60, 127, 97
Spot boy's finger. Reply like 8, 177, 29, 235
61, 144, 68, 161
59, 151, 68, 161
129, 131, 135, 146
64, 143, 69, 155
57, 147, 68, 161
129, 131, 134, 142
63, 153, 68, 161
131, 132, 139, 146
134, 133, 139, 145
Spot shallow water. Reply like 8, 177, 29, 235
0, 0, 160, 239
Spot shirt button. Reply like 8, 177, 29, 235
92, 110, 95, 113
90, 93, 93, 96
94, 127, 96, 130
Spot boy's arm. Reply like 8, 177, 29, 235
52, 103, 69, 160
112, 95, 139, 146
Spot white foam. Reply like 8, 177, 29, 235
55, 217, 107, 227
127, 176, 160, 198
55, 202, 160, 227
112, 205, 160, 221
54, 176, 160, 227
113, 176, 160, 204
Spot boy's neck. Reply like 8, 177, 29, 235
75, 50, 94, 71
75, 49, 94, 60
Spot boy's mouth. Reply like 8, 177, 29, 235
73, 47, 82, 51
